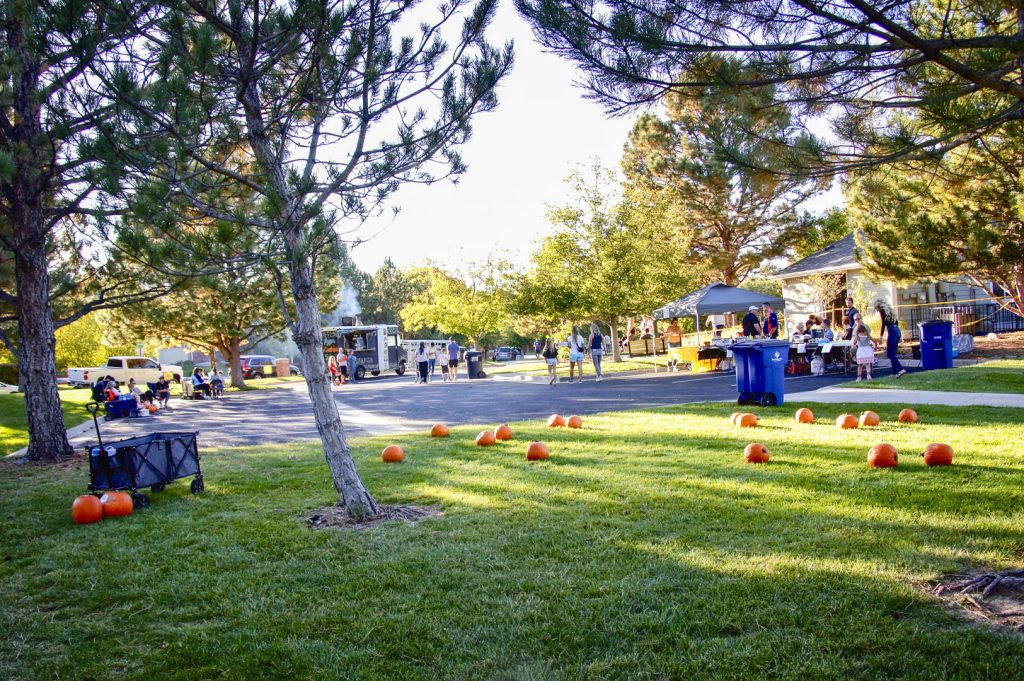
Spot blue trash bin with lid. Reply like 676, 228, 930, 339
919, 319, 954, 370
731, 340, 790, 406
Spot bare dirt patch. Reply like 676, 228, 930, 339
964, 330, 1024, 359
929, 569, 1024, 633
308, 503, 442, 530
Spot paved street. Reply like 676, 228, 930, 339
69, 368, 851, 449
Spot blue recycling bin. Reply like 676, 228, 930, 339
731, 340, 790, 406
919, 319, 954, 370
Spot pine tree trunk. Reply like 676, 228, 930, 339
288, 249, 382, 518
8, 23, 71, 461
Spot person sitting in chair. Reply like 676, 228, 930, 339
191, 367, 213, 399
153, 377, 171, 408
104, 380, 120, 402
209, 370, 225, 397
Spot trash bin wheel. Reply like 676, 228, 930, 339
191, 477, 205, 494
759, 394, 776, 407
477, 370, 486, 379
371, 370, 380, 376
737, 395, 748, 406
151, 483, 166, 493
132, 493, 150, 509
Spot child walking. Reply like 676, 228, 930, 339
542, 338, 559, 386
854, 323, 876, 381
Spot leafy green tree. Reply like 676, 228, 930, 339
793, 209, 851, 260
516, 0, 1024, 171
622, 76, 824, 285
111, 0, 512, 518
54, 315, 107, 372
359, 259, 427, 328
514, 165, 701, 359
850, 129, 1024, 317
401, 259, 513, 347
0, 1, 172, 460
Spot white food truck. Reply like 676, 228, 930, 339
322, 324, 407, 380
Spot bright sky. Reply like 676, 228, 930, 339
347, 2, 637, 274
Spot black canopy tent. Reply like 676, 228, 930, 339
652, 283, 785, 344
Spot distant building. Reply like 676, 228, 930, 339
772, 233, 1021, 339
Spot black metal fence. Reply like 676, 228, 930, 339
905, 303, 1024, 340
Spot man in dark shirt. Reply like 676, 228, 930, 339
761, 303, 779, 338
742, 306, 762, 337
844, 296, 859, 339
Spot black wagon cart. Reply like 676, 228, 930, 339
85, 402, 204, 508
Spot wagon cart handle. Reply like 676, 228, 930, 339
86, 401, 104, 449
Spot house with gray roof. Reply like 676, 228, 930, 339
772, 233, 1000, 339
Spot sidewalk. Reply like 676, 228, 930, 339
787, 386, 1024, 408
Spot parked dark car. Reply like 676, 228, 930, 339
240, 355, 277, 379
289, 364, 302, 376
493, 346, 523, 361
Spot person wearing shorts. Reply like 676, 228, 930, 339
567, 326, 586, 383
542, 338, 559, 385
664, 317, 683, 371
446, 338, 460, 382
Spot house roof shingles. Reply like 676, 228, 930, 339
773, 232, 858, 279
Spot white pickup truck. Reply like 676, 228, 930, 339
67, 357, 184, 388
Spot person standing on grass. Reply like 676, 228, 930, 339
567, 325, 586, 383
542, 338, 559, 385
446, 337, 460, 382
664, 317, 683, 372
875, 300, 907, 378
854, 323, 876, 381
588, 322, 605, 382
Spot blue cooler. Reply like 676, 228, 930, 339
919, 320, 954, 370
732, 340, 790, 406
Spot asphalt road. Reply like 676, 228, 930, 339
70, 369, 851, 450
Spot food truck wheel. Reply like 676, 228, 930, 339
371, 370, 380, 376
395, 361, 407, 376
355, 366, 366, 380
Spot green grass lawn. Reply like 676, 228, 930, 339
2, 403, 1024, 679
0, 387, 94, 454
485, 356, 665, 376
849, 359, 1024, 394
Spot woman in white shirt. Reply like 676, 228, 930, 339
567, 326, 587, 383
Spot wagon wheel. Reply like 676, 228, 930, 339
190, 478, 205, 494
151, 483, 166, 493
131, 493, 150, 509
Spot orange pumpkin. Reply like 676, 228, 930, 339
744, 443, 771, 464
566, 415, 583, 429
381, 445, 404, 463
794, 408, 815, 424
898, 408, 919, 424
100, 491, 133, 517
547, 414, 565, 428
476, 430, 496, 447
526, 441, 550, 461
859, 410, 880, 428
430, 423, 450, 437
868, 443, 898, 468
72, 495, 103, 525
730, 412, 742, 425
836, 414, 859, 429
494, 424, 513, 441
737, 413, 758, 428
923, 443, 954, 467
